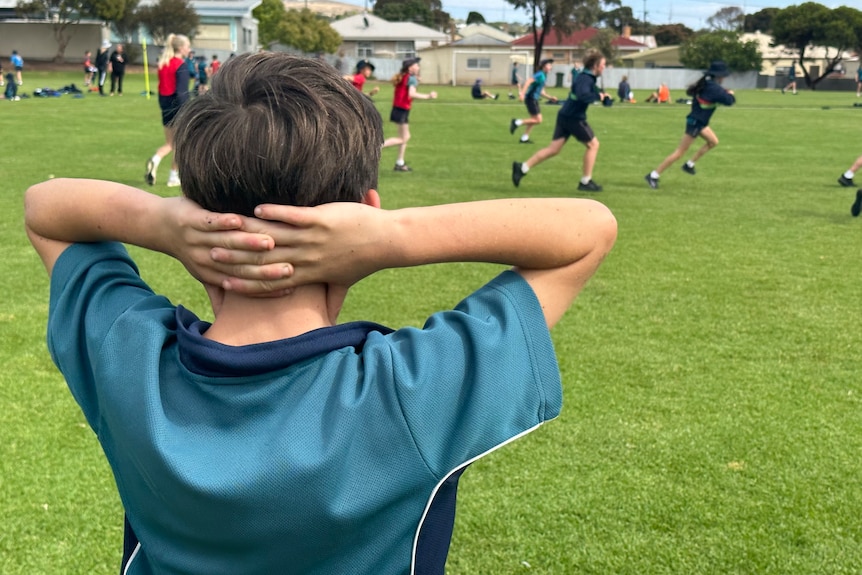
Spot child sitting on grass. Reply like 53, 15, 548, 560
25, 53, 616, 575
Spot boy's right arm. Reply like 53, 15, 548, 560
225, 199, 617, 329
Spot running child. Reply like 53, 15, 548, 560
382, 57, 437, 172
837, 154, 862, 188
351, 59, 380, 97
644, 61, 735, 190
510, 59, 557, 144
512, 51, 608, 192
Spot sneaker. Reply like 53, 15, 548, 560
166, 175, 181, 188
852, 190, 862, 217
494, 93, 499, 100
644, 174, 659, 189
838, 174, 855, 187
518, 139, 533, 144
512, 162, 525, 187
682, 163, 696, 175
509, 119, 518, 135
393, 164, 412, 172
145, 159, 157, 185
577, 180, 603, 192
781, 88, 785, 94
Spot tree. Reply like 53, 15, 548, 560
771, 3, 862, 89
679, 30, 762, 72
373, 0, 450, 30
742, 7, 779, 33
254, 0, 289, 47
109, 0, 141, 62
599, 6, 639, 34
16, 0, 87, 62
82, 0, 125, 21
280, 9, 342, 54
466, 11, 485, 24
503, 0, 605, 69
706, 6, 744, 31
653, 23, 694, 46
583, 27, 618, 64
137, 0, 198, 45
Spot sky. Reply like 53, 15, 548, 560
437, 0, 841, 31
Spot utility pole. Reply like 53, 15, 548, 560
642, 0, 647, 26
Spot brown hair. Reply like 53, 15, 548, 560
173, 53, 383, 216
583, 50, 604, 71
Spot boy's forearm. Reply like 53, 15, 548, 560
25, 179, 169, 253
387, 198, 614, 271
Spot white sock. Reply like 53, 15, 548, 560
520, 134, 529, 142
580, 176, 591, 185
650, 170, 660, 179
845, 170, 855, 179
169, 169, 179, 179
395, 159, 405, 166
515, 119, 523, 126
685, 160, 695, 168
151, 155, 161, 167
521, 163, 530, 173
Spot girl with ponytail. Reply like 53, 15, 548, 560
145, 33, 192, 188
644, 61, 736, 189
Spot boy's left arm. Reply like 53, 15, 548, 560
25, 178, 281, 289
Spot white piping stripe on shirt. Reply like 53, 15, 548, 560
409, 418, 555, 575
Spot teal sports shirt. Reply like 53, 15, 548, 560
47, 242, 563, 575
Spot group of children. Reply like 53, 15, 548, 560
508, 54, 736, 193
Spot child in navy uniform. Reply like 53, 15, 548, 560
25, 53, 616, 575
645, 61, 736, 189
512, 51, 609, 192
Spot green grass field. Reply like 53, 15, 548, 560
3, 69, 862, 574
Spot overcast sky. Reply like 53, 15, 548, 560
439, 0, 840, 31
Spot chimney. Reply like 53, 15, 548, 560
622, 25, 631, 38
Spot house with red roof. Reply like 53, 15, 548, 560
512, 26, 648, 67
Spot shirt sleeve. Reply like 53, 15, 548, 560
575, 75, 600, 104
380, 270, 563, 478
47, 242, 172, 432
176, 64, 190, 104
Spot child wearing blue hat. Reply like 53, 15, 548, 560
645, 61, 736, 189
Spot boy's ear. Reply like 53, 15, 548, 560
362, 189, 381, 209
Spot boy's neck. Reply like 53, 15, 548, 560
202, 284, 333, 346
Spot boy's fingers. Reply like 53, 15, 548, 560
203, 231, 274, 251
253, 204, 316, 227
210, 246, 292, 265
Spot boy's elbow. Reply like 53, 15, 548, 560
593, 203, 618, 254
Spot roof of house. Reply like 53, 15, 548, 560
134, 0, 260, 17
451, 33, 510, 47
283, 0, 362, 17
330, 13, 448, 42
622, 45, 680, 61
457, 23, 514, 43
512, 27, 647, 51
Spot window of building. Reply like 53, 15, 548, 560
395, 41, 415, 59
467, 57, 491, 69
552, 52, 565, 59
357, 42, 373, 58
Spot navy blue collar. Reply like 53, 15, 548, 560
175, 306, 393, 378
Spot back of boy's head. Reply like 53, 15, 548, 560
173, 53, 383, 216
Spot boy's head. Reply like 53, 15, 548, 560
583, 51, 604, 72
173, 53, 382, 216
